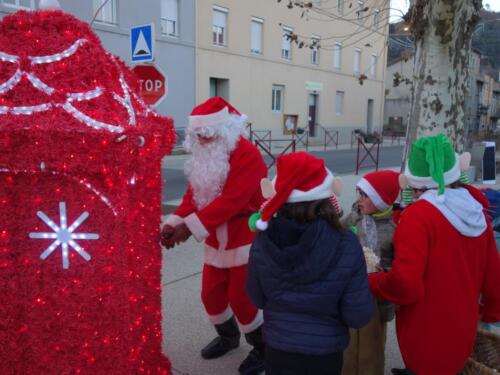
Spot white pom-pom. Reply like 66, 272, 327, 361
256, 219, 268, 231
436, 194, 445, 203
39, 0, 61, 9
241, 114, 249, 123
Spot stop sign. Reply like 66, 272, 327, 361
132, 64, 167, 107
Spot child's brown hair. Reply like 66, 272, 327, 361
277, 198, 344, 232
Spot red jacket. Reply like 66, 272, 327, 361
369, 186, 500, 375
164, 137, 266, 268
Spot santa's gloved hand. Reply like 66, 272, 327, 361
170, 223, 191, 245
160, 225, 176, 249
161, 224, 175, 239
161, 237, 176, 249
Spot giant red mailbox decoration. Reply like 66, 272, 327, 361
0, 9, 174, 374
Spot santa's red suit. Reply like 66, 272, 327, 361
163, 99, 266, 333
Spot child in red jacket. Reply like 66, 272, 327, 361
369, 134, 500, 375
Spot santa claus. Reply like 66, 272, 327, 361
161, 97, 267, 375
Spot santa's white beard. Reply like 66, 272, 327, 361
184, 136, 238, 210
183, 116, 245, 210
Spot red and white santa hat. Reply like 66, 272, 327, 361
188, 96, 247, 132
256, 152, 341, 231
356, 170, 400, 211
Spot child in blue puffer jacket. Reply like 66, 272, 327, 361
246, 152, 374, 375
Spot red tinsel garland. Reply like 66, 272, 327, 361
0, 9, 174, 374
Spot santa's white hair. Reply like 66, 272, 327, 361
183, 114, 247, 209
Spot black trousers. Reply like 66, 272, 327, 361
265, 346, 343, 375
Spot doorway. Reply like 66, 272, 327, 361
367, 99, 374, 134
308, 93, 318, 137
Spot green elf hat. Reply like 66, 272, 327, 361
404, 134, 460, 202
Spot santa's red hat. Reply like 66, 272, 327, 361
188, 96, 247, 131
356, 170, 400, 211
254, 152, 341, 231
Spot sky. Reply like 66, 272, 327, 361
390, 0, 500, 23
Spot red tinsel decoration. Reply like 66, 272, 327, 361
0, 9, 174, 374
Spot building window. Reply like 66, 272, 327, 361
357, 1, 364, 20
1, 0, 33, 8
93, 0, 117, 25
354, 48, 361, 75
213, 6, 228, 46
311, 35, 320, 65
282, 27, 293, 60
333, 42, 342, 70
210, 77, 230, 100
469, 56, 475, 69
161, 0, 179, 37
337, 0, 343, 15
370, 54, 377, 78
336, 91, 344, 116
373, 9, 380, 29
251, 17, 263, 54
272, 85, 284, 112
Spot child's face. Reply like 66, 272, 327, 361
357, 189, 378, 215
411, 187, 427, 200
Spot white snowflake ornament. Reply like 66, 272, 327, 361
29, 202, 99, 269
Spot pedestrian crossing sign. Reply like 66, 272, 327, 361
130, 24, 154, 62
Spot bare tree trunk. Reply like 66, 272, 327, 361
404, 0, 481, 160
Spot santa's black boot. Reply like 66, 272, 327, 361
238, 326, 265, 375
201, 316, 241, 359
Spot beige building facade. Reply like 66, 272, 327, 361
195, 0, 389, 144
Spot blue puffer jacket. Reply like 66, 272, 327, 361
246, 216, 373, 355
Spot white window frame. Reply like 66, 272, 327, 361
161, 0, 179, 37
336, 91, 344, 116
213, 5, 228, 47
311, 35, 320, 65
370, 54, 377, 78
373, 9, 380, 29
272, 85, 284, 112
251, 17, 264, 54
282, 26, 293, 60
1, 0, 34, 9
354, 48, 361, 76
333, 42, 342, 70
93, 0, 117, 25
